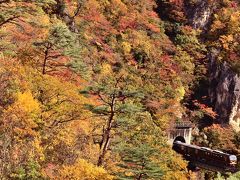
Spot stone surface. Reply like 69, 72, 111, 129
186, 1, 240, 131
208, 49, 240, 131
168, 122, 193, 145
185, 0, 215, 30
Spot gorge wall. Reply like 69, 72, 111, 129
157, 0, 240, 130
186, 0, 214, 30
208, 50, 240, 131
187, 0, 240, 131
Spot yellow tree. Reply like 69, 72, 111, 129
58, 159, 113, 180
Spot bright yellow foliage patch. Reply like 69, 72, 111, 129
58, 159, 114, 180
16, 91, 41, 115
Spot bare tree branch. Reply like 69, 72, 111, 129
0, 16, 20, 27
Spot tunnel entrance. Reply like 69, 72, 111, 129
174, 136, 186, 143
167, 121, 193, 145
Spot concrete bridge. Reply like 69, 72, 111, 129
168, 121, 193, 145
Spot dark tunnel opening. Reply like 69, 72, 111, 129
174, 136, 186, 143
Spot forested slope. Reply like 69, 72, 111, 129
0, 0, 240, 179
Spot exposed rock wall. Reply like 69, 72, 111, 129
186, 0, 213, 29
185, 1, 240, 131
208, 49, 240, 131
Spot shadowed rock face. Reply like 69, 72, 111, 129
186, 1, 240, 130
208, 49, 240, 131
185, 0, 215, 30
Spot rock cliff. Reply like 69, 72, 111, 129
186, 0, 214, 30
208, 50, 240, 131
186, 0, 240, 130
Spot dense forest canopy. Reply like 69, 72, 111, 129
0, 0, 240, 179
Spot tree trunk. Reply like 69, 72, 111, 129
97, 113, 114, 166
42, 47, 49, 75
97, 97, 115, 166
137, 173, 144, 180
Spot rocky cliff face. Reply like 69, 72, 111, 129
208, 50, 240, 131
185, 0, 215, 30
186, 1, 240, 131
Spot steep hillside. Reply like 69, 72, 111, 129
0, 0, 240, 179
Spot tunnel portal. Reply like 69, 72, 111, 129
168, 121, 193, 145
174, 136, 186, 143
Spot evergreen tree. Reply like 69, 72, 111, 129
115, 114, 165, 180
113, 111, 188, 180
81, 65, 144, 166
33, 21, 76, 74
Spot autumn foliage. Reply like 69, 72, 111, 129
1, 0, 239, 179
